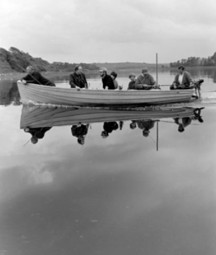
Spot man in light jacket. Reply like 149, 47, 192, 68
170, 66, 193, 89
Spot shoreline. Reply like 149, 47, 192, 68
0, 65, 215, 81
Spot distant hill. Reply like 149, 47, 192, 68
0, 47, 99, 73
170, 52, 216, 67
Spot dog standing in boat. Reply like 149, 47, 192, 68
193, 79, 204, 98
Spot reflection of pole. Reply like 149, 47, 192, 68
156, 53, 158, 86
156, 120, 159, 151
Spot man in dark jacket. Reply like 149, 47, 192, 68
69, 65, 88, 89
101, 121, 119, 138
99, 67, 115, 90
128, 73, 148, 90
135, 68, 156, 90
71, 123, 89, 145
24, 127, 52, 144
22, 66, 55, 86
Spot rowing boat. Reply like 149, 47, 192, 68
20, 105, 203, 128
17, 81, 197, 107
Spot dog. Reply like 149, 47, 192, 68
193, 79, 204, 98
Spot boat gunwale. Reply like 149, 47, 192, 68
17, 81, 194, 96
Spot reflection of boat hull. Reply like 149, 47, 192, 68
17, 81, 196, 107
20, 105, 199, 128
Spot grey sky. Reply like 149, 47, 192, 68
0, 0, 216, 63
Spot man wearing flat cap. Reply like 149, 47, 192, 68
135, 68, 156, 90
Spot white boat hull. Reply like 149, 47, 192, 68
17, 81, 196, 107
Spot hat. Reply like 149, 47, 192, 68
99, 67, 108, 73
142, 68, 148, 73
129, 73, 136, 78
110, 71, 117, 78
78, 136, 85, 145
143, 129, 150, 137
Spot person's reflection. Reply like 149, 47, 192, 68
193, 107, 204, 123
119, 120, 124, 130
129, 120, 137, 130
71, 123, 89, 145
174, 117, 192, 132
0, 81, 21, 106
135, 119, 155, 137
24, 127, 52, 144
101, 121, 119, 138
9, 82, 21, 105
174, 108, 204, 132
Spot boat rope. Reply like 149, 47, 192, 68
23, 138, 31, 146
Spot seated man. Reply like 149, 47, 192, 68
135, 68, 156, 90
170, 65, 193, 89
128, 73, 148, 90
69, 65, 88, 89
22, 66, 55, 86
71, 123, 89, 145
174, 117, 192, 132
99, 68, 115, 90
24, 127, 52, 144
136, 119, 155, 137
101, 121, 119, 138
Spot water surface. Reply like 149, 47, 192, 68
0, 68, 216, 255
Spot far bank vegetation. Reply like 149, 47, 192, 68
0, 47, 99, 74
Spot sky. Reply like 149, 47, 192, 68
0, 0, 216, 64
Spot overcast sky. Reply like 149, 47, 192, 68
0, 0, 216, 63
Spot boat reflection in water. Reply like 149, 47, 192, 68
20, 105, 204, 146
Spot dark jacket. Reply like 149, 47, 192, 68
22, 72, 55, 86
69, 72, 87, 88
103, 122, 119, 133
128, 80, 136, 90
128, 80, 146, 90
102, 74, 115, 90
26, 127, 52, 139
136, 120, 155, 130
71, 124, 88, 137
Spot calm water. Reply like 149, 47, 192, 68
0, 68, 216, 255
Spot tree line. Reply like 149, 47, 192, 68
170, 52, 216, 67
0, 47, 99, 73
